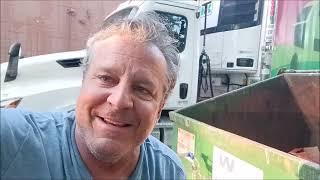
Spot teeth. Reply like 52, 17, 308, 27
97, 116, 130, 127
101, 117, 128, 127
107, 121, 125, 127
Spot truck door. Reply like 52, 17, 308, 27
140, 2, 197, 109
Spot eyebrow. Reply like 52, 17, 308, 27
135, 78, 157, 89
95, 65, 125, 76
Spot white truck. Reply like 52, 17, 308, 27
0, 0, 276, 144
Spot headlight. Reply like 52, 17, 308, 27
0, 97, 22, 108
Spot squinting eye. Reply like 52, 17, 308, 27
97, 75, 115, 85
135, 86, 152, 96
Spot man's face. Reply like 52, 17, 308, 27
75, 35, 168, 162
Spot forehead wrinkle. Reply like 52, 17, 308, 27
106, 50, 165, 75
93, 38, 147, 59
92, 53, 132, 75
108, 51, 145, 61
92, 36, 166, 67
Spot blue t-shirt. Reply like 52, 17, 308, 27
1, 108, 185, 179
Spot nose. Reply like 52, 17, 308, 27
107, 82, 133, 110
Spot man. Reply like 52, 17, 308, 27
1, 11, 185, 179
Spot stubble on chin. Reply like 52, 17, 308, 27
76, 126, 124, 164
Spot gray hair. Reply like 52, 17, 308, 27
81, 11, 179, 98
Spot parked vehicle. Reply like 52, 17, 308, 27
1, 0, 319, 147
1, 44, 85, 111
1, 0, 277, 110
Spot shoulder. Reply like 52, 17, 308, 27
1, 108, 74, 144
1, 108, 75, 177
1, 108, 73, 126
143, 136, 185, 177
1, 108, 31, 133
1, 108, 65, 121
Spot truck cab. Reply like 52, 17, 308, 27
1, 49, 85, 110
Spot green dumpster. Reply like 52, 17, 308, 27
169, 73, 320, 179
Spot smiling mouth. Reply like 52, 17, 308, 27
97, 116, 131, 128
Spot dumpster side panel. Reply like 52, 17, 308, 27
170, 74, 320, 179
171, 113, 320, 179
180, 76, 312, 152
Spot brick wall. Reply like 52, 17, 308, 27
0, 0, 124, 63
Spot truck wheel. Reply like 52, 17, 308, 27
290, 54, 298, 69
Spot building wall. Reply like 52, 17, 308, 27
0, 0, 124, 63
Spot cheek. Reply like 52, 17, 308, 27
76, 84, 109, 126
134, 100, 161, 140
80, 82, 109, 105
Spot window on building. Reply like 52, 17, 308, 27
294, 6, 312, 48
314, 38, 320, 52
294, 24, 306, 48
297, 6, 311, 22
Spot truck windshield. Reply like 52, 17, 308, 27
156, 11, 188, 52
218, 0, 262, 29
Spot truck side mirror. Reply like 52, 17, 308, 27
9, 42, 21, 57
4, 42, 21, 82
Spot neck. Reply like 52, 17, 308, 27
75, 126, 140, 179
